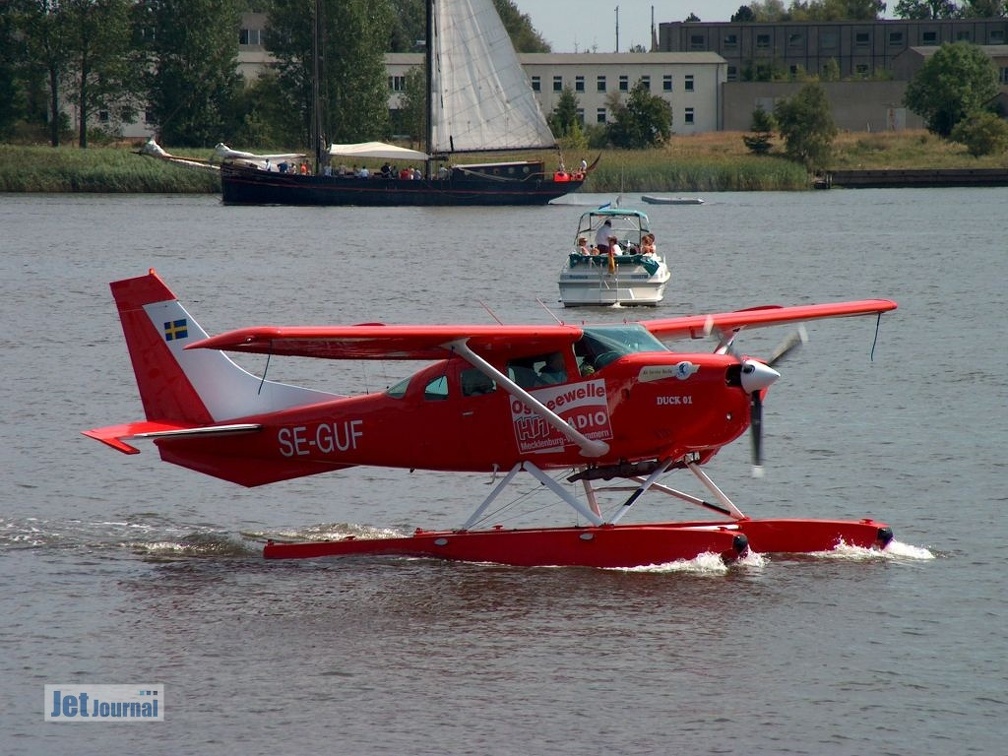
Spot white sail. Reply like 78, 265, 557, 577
430, 0, 557, 155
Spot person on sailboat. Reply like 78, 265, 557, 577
595, 220, 613, 253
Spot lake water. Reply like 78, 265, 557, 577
1, 188, 1005, 754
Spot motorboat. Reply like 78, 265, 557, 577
558, 208, 671, 307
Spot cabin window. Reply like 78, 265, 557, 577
460, 368, 496, 397
507, 354, 568, 388
575, 75, 585, 92
424, 375, 449, 400
387, 376, 411, 398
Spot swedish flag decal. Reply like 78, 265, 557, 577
164, 319, 188, 341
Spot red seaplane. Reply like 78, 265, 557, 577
84, 270, 897, 568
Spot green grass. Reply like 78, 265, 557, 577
2, 130, 1004, 194
0, 144, 220, 193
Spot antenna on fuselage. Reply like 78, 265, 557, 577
536, 297, 564, 324
477, 300, 504, 325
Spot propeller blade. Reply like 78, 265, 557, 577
750, 390, 764, 478
767, 325, 808, 367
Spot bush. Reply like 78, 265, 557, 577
950, 112, 1008, 157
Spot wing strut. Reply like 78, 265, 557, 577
444, 339, 609, 459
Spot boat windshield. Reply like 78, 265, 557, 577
577, 325, 668, 366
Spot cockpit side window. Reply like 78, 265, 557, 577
460, 368, 496, 396
424, 375, 449, 400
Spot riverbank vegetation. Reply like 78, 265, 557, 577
2, 129, 1005, 194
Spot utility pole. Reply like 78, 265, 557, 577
615, 5, 619, 52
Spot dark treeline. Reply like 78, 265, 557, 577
0, 0, 548, 149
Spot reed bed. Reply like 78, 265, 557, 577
1, 130, 1001, 194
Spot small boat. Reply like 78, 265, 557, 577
641, 195, 704, 205
558, 208, 671, 307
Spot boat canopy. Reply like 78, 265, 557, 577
327, 142, 429, 161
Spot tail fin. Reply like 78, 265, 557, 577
85, 269, 338, 454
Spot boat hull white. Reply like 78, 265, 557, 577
559, 258, 671, 307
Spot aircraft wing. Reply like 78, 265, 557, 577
642, 299, 897, 341
189, 324, 585, 361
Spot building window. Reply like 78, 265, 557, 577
553, 75, 563, 92
788, 33, 803, 47
597, 75, 606, 92
889, 31, 904, 45
575, 75, 584, 92
727, 65, 738, 82
724, 33, 738, 49
855, 31, 870, 46
684, 107, 694, 125
789, 64, 799, 76
1001, 67, 1008, 84
144, 108, 153, 123
640, 75, 650, 91
956, 30, 971, 41
98, 110, 109, 123
531, 76, 540, 91
576, 108, 584, 124
684, 74, 694, 92
922, 31, 938, 45
855, 63, 869, 76
690, 34, 705, 51
239, 28, 260, 46
663, 74, 672, 91
596, 108, 607, 124
990, 30, 1005, 43
619, 75, 629, 91
820, 31, 838, 49
388, 75, 406, 92
756, 33, 770, 49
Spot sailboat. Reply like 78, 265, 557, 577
220, 0, 591, 206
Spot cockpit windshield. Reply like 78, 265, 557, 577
576, 325, 668, 369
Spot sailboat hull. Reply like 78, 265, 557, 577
221, 164, 584, 207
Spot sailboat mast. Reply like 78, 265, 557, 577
311, 0, 324, 172
425, 0, 434, 170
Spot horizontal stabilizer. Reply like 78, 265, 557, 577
83, 421, 261, 455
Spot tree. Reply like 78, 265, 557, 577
742, 106, 775, 154
63, 0, 141, 147
773, 81, 837, 167
493, 0, 551, 52
606, 79, 673, 149
142, 0, 244, 147
903, 42, 999, 137
20, 0, 72, 146
396, 65, 426, 146
0, 2, 28, 139
950, 111, 1008, 156
269, 0, 393, 148
386, 0, 551, 53
548, 85, 580, 138
731, 5, 756, 21
894, 0, 960, 17
960, 0, 1006, 16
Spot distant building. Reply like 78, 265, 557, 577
657, 18, 1008, 81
